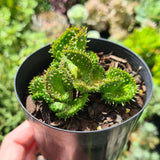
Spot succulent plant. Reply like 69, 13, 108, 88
67, 4, 89, 26
29, 26, 137, 119
85, 0, 137, 40
135, 0, 160, 24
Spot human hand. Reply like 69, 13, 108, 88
0, 120, 38, 160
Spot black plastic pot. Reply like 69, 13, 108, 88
14, 38, 153, 160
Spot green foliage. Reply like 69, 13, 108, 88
123, 27, 160, 125
123, 27, 160, 124
122, 25, 160, 159
0, 0, 52, 142
45, 67, 72, 102
138, 81, 160, 125
119, 122, 160, 160
0, 1, 37, 56
123, 27, 160, 69
29, 26, 137, 119
76, 0, 88, 4
100, 67, 137, 105
152, 54, 160, 85
49, 26, 87, 60
0, 0, 37, 142
34, 0, 52, 14
0, 54, 26, 142
136, 0, 160, 24
54, 93, 89, 119
67, 4, 88, 26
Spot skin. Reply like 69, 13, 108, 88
0, 120, 38, 160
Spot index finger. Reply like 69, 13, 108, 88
6, 120, 35, 147
0, 120, 37, 160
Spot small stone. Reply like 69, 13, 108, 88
97, 126, 102, 130
142, 84, 146, 92
101, 123, 110, 129
136, 96, 144, 108
97, 52, 104, 56
36, 155, 47, 160
50, 121, 63, 127
139, 89, 143, 94
102, 112, 108, 115
115, 114, 123, 123
139, 89, 144, 97
103, 119, 108, 124
83, 126, 91, 131
135, 75, 142, 84
106, 117, 112, 122
125, 108, 130, 114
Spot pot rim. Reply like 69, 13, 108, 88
14, 38, 153, 134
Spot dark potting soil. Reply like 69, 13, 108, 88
26, 52, 146, 131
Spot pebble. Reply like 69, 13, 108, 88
97, 52, 104, 56
136, 96, 144, 108
125, 108, 130, 114
97, 126, 102, 130
115, 114, 123, 123
135, 75, 142, 84
36, 155, 46, 160
142, 84, 146, 92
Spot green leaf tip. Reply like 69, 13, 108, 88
45, 66, 72, 102
28, 26, 138, 120
49, 26, 87, 61
100, 67, 137, 104
54, 93, 89, 120
29, 76, 51, 103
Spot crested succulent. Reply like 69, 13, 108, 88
29, 26, 137, 119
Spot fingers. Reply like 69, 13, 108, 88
25, 139, 37, 160
0, 120, 38, 160
7, 120, 35, 148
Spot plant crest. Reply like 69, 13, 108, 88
29, 26, 137, 119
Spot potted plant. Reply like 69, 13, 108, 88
14, 26, 153, 160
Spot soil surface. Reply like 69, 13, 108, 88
26, 52, 146, 131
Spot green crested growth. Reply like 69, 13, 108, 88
29, 26, 137, 120
100, 67, 137, 105
49, 26, 87, 61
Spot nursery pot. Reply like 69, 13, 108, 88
14, 38, 153, 160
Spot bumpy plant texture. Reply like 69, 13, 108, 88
135, 0, 160, 27
123, 27, 160, 70
84, 0, 137, 40
29, 26, 137, 119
